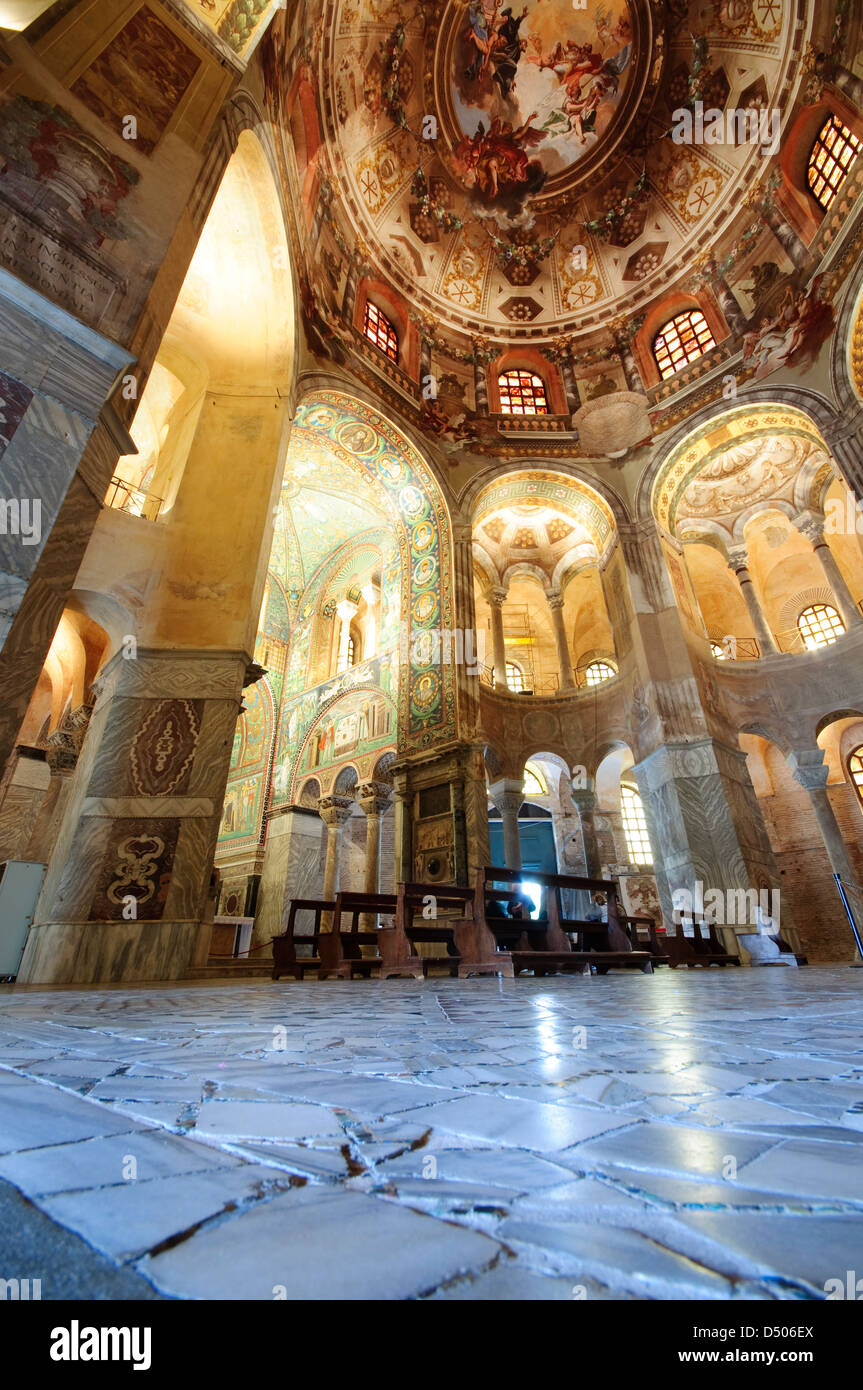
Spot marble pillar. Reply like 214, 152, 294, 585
489, 778, 523, 871
0, 746, 51, 863
452, 521, 482, 737
727, 547, 777, 654
318, 794, 354, 927
392, 774, 413, 886
253, 805, 324, 950
0, 268, 135, 773
546, 589, 576, 691
764, 198, 810, 270
17, 648, 250, 985
487, 586, 508, 688
571, 786, 602, 878
633, 739, 781, 954
795, 513, 862, 629
357, 780, 392, 928
791, 751, 861, 908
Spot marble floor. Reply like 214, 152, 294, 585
1, 966, 861, 1301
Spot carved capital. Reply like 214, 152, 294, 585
793, 510, 825, 547
546, 589, 565, 611
489, 777, 524, 818
486, 585, 508, 608
789, 749, 829, 792
726, 545, 750, 576
357, 780, 393, 816
318, 794, 354, 827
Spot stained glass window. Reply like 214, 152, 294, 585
498, 370, 549, 415
653, 310, 716, 380
808, 115, 861, 211
363, 300, 399, 362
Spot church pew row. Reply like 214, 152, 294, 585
663, 918, 742, 967
271, 868, 657, 979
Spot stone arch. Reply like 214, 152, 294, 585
640, 395, 843, 532
289, 389, 456, 758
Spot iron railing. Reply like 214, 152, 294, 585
105, 476, 164, 522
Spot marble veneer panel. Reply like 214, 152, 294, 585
252, 807, 325, 950
18, 650, 248, 984
635, 738, 780, 933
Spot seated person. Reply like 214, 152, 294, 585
485, 896, 511, 920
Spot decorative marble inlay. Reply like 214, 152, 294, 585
90, 819, 180, 921
0, 369, 32, 457
130, 700, 202, 796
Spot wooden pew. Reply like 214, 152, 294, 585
621, 913, 671, 966
664, 917, 741, 968
378, 882, 477, 978
271, 899, 332, 981
467, 867, 654, 976
318, 890, 400, 979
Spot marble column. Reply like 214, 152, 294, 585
791, 751, 859, 887
571, 785, 602, 877
795, 512, 863, 628
713, 273, 748, 337
253, 804, 324, 950
393, 773, 413, 884
726, 546, 777, 654
318, 794, 354, 927
825, 426, 863, 509
17, 648, 251, 985
336, 599, 358, 669
559, 353, 579, 416
489, 777, 523, 871
0, 268, 135, 774
357, 780, 392, 928
633, 739, 781, 954
546, 589, 576, 691
614, 336, 643, 393
764, 197, 810, 270
452, 520, 482, 737
487, 586, 508, 688
472, 347, 490, 415
832, 65, 863, 108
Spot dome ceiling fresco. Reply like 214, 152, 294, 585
323, 0, 793, 344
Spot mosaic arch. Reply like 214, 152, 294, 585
292, 684, 397, 799
473, 470, 616, 556
218, 676, 276, 851
651, 404, 834, 538
291, 391, 456, 752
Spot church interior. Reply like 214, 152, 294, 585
0, 0, 862, 1308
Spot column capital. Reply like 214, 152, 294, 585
489, 777, 524, 817
570, 787, 597, 814
792, 510, 825, 547
486, 584, 507, 608
357, 780, 393, 816
545, 588, 565, 611
726, 544, 750, 575
335, 599, 358, 621
318, 794, 354, 826
789, 749, 830, 792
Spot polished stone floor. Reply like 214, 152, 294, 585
1, 967, 861, 1300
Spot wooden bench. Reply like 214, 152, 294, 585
463, 867, 653, 976
621, 914, 671, 966
664, 917, 741, 968
271, 899, 332, 981
377, 883, 475, 979
318, 890, 400, 979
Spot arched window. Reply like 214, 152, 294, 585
797, 603, 845, 650
807, 115, 862, 211
583, 660, 617, 686
522, 761, 547, 796
652, 310, 716, 380
711, 641, 729, 661
620, 784, 653, 865
848, 747, 863, 807
505, 660, 527, 692
498, 370, 549, 416
363, 300, 399, 362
